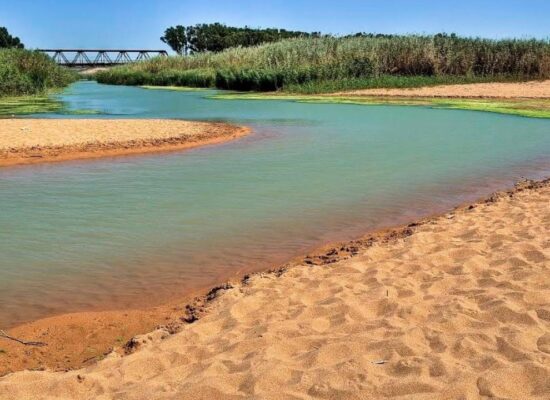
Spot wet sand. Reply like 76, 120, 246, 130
335, 79, 550, 98
0, 178, 548, 399
0, 119, 250, 167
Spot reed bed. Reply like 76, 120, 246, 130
95, 35, 550, 92
0, 49, 77, 97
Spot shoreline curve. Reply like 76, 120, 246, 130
0, 119, 251, 167
0, 177, 547, 381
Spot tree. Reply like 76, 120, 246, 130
161, 23, 319, 54
160, 25, 186, 55
0, 27, 24, 49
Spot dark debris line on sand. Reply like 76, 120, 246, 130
0, 330, 47, 347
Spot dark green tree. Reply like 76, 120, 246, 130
0, 27, 24, 49
162, 23, 319, 54
160, 25, 187, 55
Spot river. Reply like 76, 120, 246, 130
0, 81, 549, 327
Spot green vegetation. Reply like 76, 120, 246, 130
140, 85, 208, 91
0, 26, 74, 114
161, 26, 187, 55
0, 95, 101, 115
161, 23, 318, 55
279, 75, 520, 94
427, 99, 550, 118
0, 26, 24, 49
96, 34, 550, 93
0, 49, 77, 97
211, 93, 550, 119
0, 27, 78, 114
0, 95, 64, 114
98, 67, 216, 87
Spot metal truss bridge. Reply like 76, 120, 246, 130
37, 49, 169, 67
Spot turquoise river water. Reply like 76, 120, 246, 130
1, 81, 549, 327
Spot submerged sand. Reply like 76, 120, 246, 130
0, 119, 249, 167
0, 179, 548, 399
336, 79, 550, 98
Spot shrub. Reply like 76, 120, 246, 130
0, 49, 77, 97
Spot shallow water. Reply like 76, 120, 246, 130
1, 81, 549, 327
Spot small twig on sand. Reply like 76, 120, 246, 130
0, 330, 47, 347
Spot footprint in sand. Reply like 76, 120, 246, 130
537, 333, 550, 354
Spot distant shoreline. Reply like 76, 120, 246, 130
331, 79, 550, 98
212, 79, 550, 119
0, 119, 250, 167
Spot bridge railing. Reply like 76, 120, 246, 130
37, 49, 169, 67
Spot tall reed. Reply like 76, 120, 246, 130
0, 49, 77, 97
95, 35, 550, 92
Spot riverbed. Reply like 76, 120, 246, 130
1, 81, 549, 327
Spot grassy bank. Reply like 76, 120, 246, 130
96, 35, 550, 93
0, 49, 77, 97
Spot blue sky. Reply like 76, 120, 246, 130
1, 0, 548, 52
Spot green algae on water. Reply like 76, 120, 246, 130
65, 109, 102, 115
210, 92, 550, 119
0, 95, 65, 115
140, 85, 209, 92
0, 95, 101, 116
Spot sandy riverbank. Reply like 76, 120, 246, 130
0, 119, 249, 167
212, 79, 550, 118
335, 79, 550, 98
0, 178, 548, 399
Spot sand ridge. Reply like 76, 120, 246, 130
0, 119, 250, 167
334, 79, 550, 98
0, 179, 548, 399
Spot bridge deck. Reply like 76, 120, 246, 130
38, 49, 169, 67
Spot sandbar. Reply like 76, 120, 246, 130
0, 119, 250, 167
335, 79, 550, 98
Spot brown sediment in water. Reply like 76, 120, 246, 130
0, 178, 548, 400
0, 119, 250, 167
0, 290, 205, 376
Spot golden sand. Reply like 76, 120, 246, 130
336, 79, 550, 98
0, 119, 249, 167
0, 179, 548, 399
